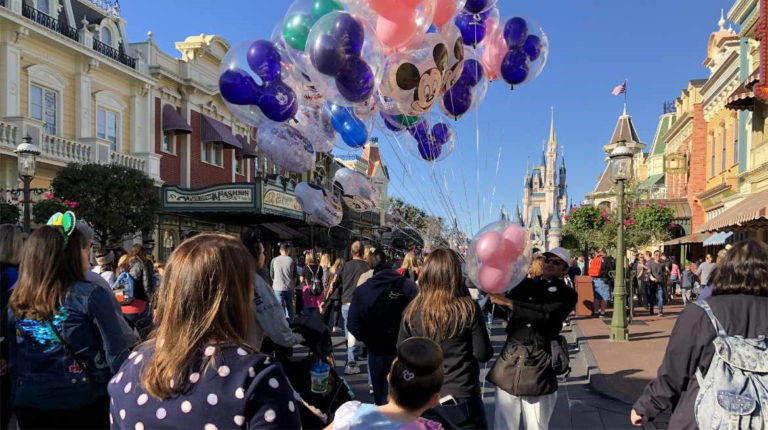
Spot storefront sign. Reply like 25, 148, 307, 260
162, 184, 260, 212
263, 185, 304, 219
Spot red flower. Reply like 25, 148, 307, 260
659, 202, 667, 208
44, 193, 54, 199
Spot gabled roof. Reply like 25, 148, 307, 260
608, 106, 642, 146
591, 164, 614, 194
650, 113, 676, 155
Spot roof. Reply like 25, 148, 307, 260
663, 231, 710, 246
639, 174, 665, 190
608, 106, 642, 146
698, 188, 768, 232
591, 164, 614, 194
703, 231, 734, 246
650, 113, 676, 155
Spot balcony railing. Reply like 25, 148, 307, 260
41, 134, 92, 164
21, 3, 79, 42
0, 0, 6, 8
110, 151, 146, 171
93, 39, 137, 69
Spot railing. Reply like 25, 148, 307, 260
110, 151, 146, 171
21, 3, 79, 42
41, 134, 92, 164
0, 0, 6, 8
0, 122, 20, 150
93, 39, 136, 69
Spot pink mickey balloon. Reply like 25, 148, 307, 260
478, 264, 513, 294
433, 0, 458, 26
376, 10, 419, 50
474, 231, 503, 263
480, 25, 505, 81
501, 225, 527, 260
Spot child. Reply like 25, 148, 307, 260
326, 337, 444, 430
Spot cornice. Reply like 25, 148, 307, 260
728, 0, 756, 25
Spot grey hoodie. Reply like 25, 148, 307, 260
253, 274, 300, 348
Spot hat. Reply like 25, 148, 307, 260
543, 247, 570, 265
96, 250, 114, 266
142, 239, 155, 249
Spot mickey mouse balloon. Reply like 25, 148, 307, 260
219, 39, 299, 127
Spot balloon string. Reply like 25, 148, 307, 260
489, 144, 503, 219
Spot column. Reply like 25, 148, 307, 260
0, 44, 21, 118
75, 73, 92, 139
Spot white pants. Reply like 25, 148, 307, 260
494, 388, 557, 430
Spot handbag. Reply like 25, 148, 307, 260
550, 335, 570, 376
486, 339, 556, 396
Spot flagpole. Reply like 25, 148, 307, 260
624, 78, 628, 113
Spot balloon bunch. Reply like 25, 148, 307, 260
486, 16, 549, 88
466, 221, 530, 294
440, 51, 485, 119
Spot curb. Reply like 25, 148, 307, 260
571, 321, 660, 430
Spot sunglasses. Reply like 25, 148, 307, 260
544, 256, 567, 267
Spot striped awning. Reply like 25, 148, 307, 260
703, 231, 733, 246
663, 231, 710, 246
161, 104, 192, 134
235, 135, 258, 158
698, 188, 768, 232
725, 69, 759, 111
201, 115, 241, 149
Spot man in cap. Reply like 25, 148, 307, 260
488, 247, 578, 430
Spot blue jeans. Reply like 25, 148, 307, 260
649, 282, 665, 314
275, 290, 295, 321
341, 303, 359, 365
368, 351, 395, 405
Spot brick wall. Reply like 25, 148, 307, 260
688, 103, 707, 230
190, 110, 234, 188
156, 98, 181, 186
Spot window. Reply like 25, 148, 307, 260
161, 133, 175, 154
100, 27, 113, 46
710, 134, 715, 177
235, 157, 244, 175
30, 84, 57, 135
721, 128, 726, 172
201, 142, 222, 166
733, 118, 739, 165
97, 108, 119, 151
36, 0, 49, 15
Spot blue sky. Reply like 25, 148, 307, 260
123, 0, 734, 234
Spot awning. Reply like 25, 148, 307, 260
235, 135, 258, 158
698, 188, 768, 232
261, 223, 307, 240
725, 69, 759, 111
703, 231, 733, 246
201, 115, 241, 149
639, 174, 664, 190
663, 231, 710, 246
162, 104, 193, 134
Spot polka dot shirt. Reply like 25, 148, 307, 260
108, 343, 301, 429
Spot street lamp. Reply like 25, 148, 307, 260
609, 140, 633, 342
14, 135, 41, 233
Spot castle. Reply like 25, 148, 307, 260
514, 112, 570, 252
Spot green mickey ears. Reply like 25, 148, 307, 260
46, 211, 77, 247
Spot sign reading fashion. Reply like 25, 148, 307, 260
263, 185, 304, 219
162, 184, 260, 212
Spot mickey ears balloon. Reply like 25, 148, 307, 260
219, 39, 299, 127
465, 220, 531, 294
490, 16, 549, 88
439, 45, 487, 119
405, 113, 456, 163
307, 11, 385, 107
281, 0, 345, 75
296, 182, 343, 227
326, 102, 373, 151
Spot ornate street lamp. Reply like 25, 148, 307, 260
15, 136, 41, 233
609, 140, 633, 342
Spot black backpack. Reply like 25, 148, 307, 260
360, 277, 412, 351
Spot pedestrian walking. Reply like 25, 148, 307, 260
331, 241, 371, 375
680, 262, 698, 307
631, 240, 768, 428
93, 249, 117, 286
647, 250, 666, 316
270, 242, 297, 321
348, 249, 418, 405
0, 224, 24, 429
399, 248, 493, 429
636, 253, 650, 309
696, 254, 717, 301
109, 234, 301, 429
300, 252, 324, 319
118, 244, 156, 336
488, 247, 578, 430
396, 251, 417, 282
669, 256, 681, 297
588, 248, 610, 317
323, 257, 345, 333
9, 223, 131, 429
328, 337, 445, 430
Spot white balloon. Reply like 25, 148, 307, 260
295, 182, 343, 227
257, 123, 315, 173
333, 167, 377, 212
295, 104, 336, 153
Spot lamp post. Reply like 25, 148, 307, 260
14, 136, 41, 233
609, 140, 633, 342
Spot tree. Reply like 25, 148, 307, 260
52, 163, 160, 247
0, 202, 20, 224
32, 194, 77, 225
562, 205, 608, 255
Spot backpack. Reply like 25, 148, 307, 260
693, 301, 768, 429
112, 272, 135, 305
360, 277, 411, 351
588, 256, 603, 277
306, 266, 323, 297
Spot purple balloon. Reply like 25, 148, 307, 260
432, 123, 451, 145
418, 140, 442, 161
247, 40, 282, 81
332, 13, 364, 56
455, 12, 487, 46
503, 17, 528, 48
442, 83, 473, 117
381, 113, 406, 132
500, 48, 530, 86
219, 68, 262, 105
258, 81, 298, 122
457, 59, 484, 87
335, 56, 374, 103
408, 119, 431, 145
464, 0, 489, 14
310, 34, 343, 76
522, 34, 542, 61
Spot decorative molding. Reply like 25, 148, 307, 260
94, 90, 126, 111
14, 25, 30, 43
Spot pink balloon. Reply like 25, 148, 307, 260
400, 0, 423, 8
480, 22, 505, 81
433, 0, 457, 26
478, 264, 513, 293
377, 13, 419, 50
475, 231, 503, 263
502, 225, 527, 259
368, 0, 420, 21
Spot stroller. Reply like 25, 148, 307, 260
277, 314, 355, 429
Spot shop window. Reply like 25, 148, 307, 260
161, 133, 175, 154
97, 108, 119, 151
202, 142, 223, 166
235, 157, 245, 175
30, 84, 57, 135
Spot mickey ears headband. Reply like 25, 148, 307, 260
46, 211, 77, 248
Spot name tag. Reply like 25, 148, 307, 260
548, 286, 558, 292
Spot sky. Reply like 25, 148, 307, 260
122, 0, 735, 235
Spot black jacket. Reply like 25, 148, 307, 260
633, 294, 768, 429
347, 268, 417, 355
398, 302, 493, 399
333, 259, 370, 304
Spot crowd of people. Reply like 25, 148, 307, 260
1, 213, 765, 429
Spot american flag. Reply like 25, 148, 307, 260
612, 80, 627, 96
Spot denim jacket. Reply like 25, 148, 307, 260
9, 281, 131, 406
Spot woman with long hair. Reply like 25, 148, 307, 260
398, 248, 493, 429
528, 254, 545, 278
397, 252, 417, 281
117, 244, 154, 335
1, 224, 25, 429
632, 240, 768, 428
109, 234, 300, 429
9, 224, 131, 429
324, 257, 345, 332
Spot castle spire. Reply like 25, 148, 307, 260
548, 106, 557, 149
